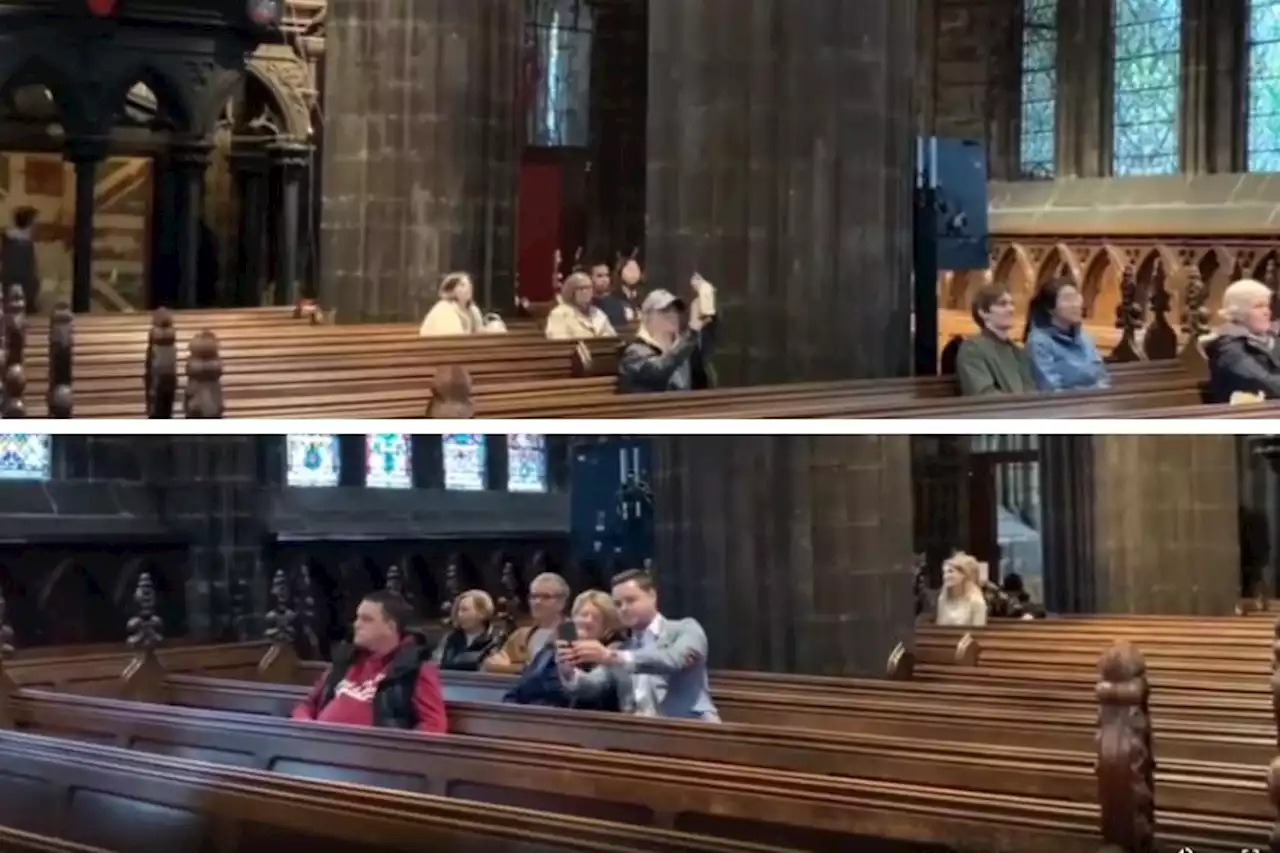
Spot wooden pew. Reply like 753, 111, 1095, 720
6, 688, 1121, 852
0, 729, 778, 853
0, 826, 117, 853
12, 673, 1271, 851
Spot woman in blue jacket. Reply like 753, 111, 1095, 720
1024, 277, 1110, 392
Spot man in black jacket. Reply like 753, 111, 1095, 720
616, 276, 718, 394
0, 206, 39, 312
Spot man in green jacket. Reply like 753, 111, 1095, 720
956, 283, 1036, 395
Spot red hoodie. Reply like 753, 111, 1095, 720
291, 639, 448, 733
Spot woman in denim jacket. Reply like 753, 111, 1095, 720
1024, 277, 1110, 392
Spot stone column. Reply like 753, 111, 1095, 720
170, 140, 212, 309
271, 140, 310, 306
645, 1, 917, 385
320, 0, 523, 322
65, 137, 105, 314
230, 146, 269, 307
652, 435, 915, 676
1043, 435, 1240, 615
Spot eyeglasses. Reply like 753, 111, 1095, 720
528, 592, 561, 602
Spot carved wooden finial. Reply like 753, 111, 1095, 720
385, 564, 405, 599
1095, 641, 1155, 853
146, 309, 176, 419
1107, 266, 1144, 364
440, 556, 461, 628
295, 563, 319, 656
264, 568, 297, 647
1142, 261, 1177, 361
126, 571, 164, 652
183, 330, 224, 418
46, 302, 73, 417
496, 560, 518, 638
1180, 267, 1210, 340
426, 365, 475, 419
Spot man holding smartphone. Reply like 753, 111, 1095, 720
556, 569, 719, 722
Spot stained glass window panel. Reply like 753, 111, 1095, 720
525, 0, 594, 147
1249, 1, 1280, 172
366, 433, 412, 489
507, 434, 548, 493
1019, 0, 1058, 178
443, 434, 487, 492
286, 434, 340, 488
0, 434, 50, 481
1111, 0, 1182, 176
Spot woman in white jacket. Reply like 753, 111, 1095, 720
418, 272, 507, 337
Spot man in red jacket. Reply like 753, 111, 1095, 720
292, 590, 447, 733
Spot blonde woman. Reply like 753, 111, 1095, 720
1202, 278, 1280, 403
935, 553, 988, 627
418, 272, 508, 337
545, 272, 617, 341
432, 589, 500, 671
503, 588, 623, 712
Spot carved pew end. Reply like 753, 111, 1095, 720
885, 642, 915, 680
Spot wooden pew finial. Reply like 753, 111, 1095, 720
260, 568, 301, 681
384, 563, 409, 604
146, 308, 176, 419
183, 330, 224, 419
120, 571, 166, 703
295, 563, 319, 658
46, 302, 73, 418
1095, 641, 1155, 853
439, 555, 461, 629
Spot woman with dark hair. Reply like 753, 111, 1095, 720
1023, 277, 1110, 392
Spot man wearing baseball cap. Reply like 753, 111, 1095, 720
616, 273, 717, 393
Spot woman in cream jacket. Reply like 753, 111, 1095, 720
544, 272, 618, 340
418, 272, 507, 337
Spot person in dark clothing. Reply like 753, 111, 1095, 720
1203, 278, 1280, 403
617, 277, 718, 394
292, 590, 448, 732
956, 281, 1036, 395
590, 258, 633, 330
1, 206, 40, 313
432, 589, 501, 672
503, 589, 622, 712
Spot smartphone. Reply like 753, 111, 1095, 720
557, 620, 578, 643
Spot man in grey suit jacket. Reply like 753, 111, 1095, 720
557, 568, 719, 721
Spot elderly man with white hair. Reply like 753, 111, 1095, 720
1202, 278, 1280, 403
616, 274, 717, 394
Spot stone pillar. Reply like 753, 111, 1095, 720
1044, 435, 1240, 615
230, 147, 269, 307
645, 1, 916, 385
320, 0, 523, 322
271, 140, 309, 306
164, 435, 268, 640
65, 137, 104, 314
652, 435, 916, 676
170, 141, 211, 309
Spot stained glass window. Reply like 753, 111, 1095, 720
1249, 1, 1280, 172
1111, 0, 1182, 176
285, 434, 340, 488
1019, 0, 1058, 178
442, 434, 487, 492
507, 434, 548, 493
524, 0, 594, 147
0, 433, 50, 481
365, 433, 412, 489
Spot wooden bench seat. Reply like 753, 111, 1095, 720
0, 729, 776, 853
15, 680, 1270, 851
0, 825, 116, 853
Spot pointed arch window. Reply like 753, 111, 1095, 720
1019, 0, 1058, 178
1111, 0, 1182, 176
524, 0, 594, 147
442, 434, 487, 492
365, 433, 412, 489
0, 434, 51, 481
506, 434, 548, 493
1249, 1, 1280, 171
285, 434, 340, 487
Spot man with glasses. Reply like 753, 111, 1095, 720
482, 572, 568, 674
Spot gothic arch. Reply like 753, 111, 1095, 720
244, 53, 313, 141
100, 62, 194, 133
0, 52, 88, 134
